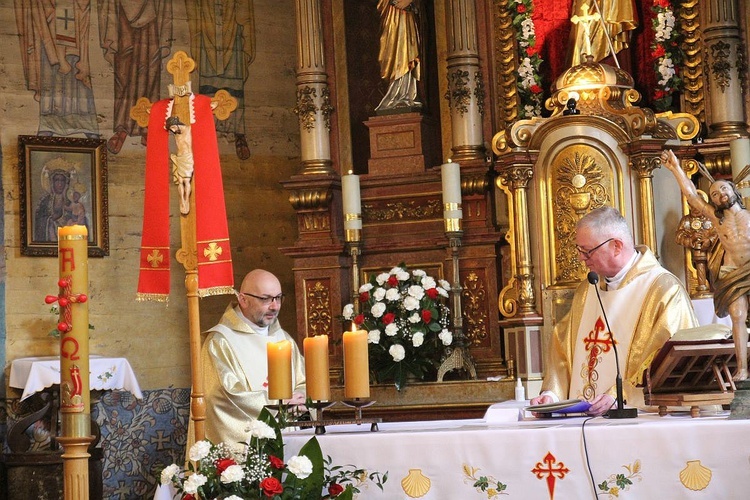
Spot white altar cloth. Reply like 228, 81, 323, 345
9, 355, 143, 401
281, 409, 750, 499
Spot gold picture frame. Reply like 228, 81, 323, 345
18, 135, 109, 257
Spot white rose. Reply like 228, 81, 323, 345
160, 464, 181, 485
412, 269, 426, 277
376, 272, 390, 285
408, 313, 420, 324
220, 464, 245, 484
226, 496, 244, 500
373, 287, 386, 301
396, 270, 410, 281
385, 288, 401, 301
421, 276, 436, 290
188, 441, 211, 461
359, 283, 373, 293
287, 455, 313, 479
403, 296, 420, 311
389, 266, 403, 274
342, 304, 354, 320
385, 323, 399, 336
439, 329, 453, 346
389, 344, 406, 362
183, 473, 207, 494
437, 286, 449, 298
412, 331, 424, 347
370, 301, 387, 318
245, 419, 276, 440
408, 285, 425, 300
438, 279, 451, 291
368, 329, 381, 344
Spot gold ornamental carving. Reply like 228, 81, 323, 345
320, 87, 335, 131
708, 41, 732, 93
680, 0, 705, 122
552, 147, 612, 285
462, 271, 489, 346
362, 198, 441, 223
305, 280, 332, 337
289, 188, 333, 210
293, 86, 318, 131
445, 69, 471, 115
474, 70, 486, 116
491, 0, 519, 129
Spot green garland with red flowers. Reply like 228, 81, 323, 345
508, 0, 544, 118
650, 0, 683, 111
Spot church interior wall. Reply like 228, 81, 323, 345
0, 0, 302, 393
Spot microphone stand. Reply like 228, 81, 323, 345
589, 272, 637, 419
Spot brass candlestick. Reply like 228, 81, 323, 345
347, 238, 362, 314
437, 230, 477, 381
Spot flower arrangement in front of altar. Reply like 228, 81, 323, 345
160, 408, 387, 499
508, 0, 544, 118
342, 265, 453, 391
650, 0, 683, 111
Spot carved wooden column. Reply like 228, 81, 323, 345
444, 0, 485, 162
294, 0, 335, 175
626, 142, 663, 257
702, 0, 749, 137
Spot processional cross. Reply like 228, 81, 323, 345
131, 51, 238, 441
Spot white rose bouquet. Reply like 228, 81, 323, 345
342, 264, 453, 390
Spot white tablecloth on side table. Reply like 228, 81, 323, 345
9, 355, 143, 401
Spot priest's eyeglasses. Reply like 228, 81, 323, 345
241, 292, 285, 305
575, 238, 615, 259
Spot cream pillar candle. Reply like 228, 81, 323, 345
343, 329, 370, 399
441, 161, 463, 232
57, 224, 90, 431
342, 170, 362, 242
267, 340, 293, 400
303, 335, 331, 401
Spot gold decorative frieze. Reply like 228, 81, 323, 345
305, 280, 332, 337
301, 213, 331, 232
462, 271, 489, 346
474, 70, 486, 117
320, 87, 334, 131
362, 198, 441, 224
293, 86, 318, 131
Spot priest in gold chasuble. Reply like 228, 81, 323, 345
539, 207, 697, 415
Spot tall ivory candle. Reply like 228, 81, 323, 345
342, 170, 362, 241
441, 161, 462, 232
343, 329, 370, 399
58, 224, 90, 436
304, 335, 331, 401
267, 340, 293, 400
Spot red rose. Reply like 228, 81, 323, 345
654, 89, 668, 99
354, 314, 365, 326
359, 291, 370, 302
526, 46, 538, 57
261, 477, 284, 497
652, 45, 666, 59
425, 288, 439, 299
530, 84, 543, 94
215, 457, 236, 474
328, 483, 345, 497
268, 454, 284, 469
517, 4, 526, 13
656, 0, 670, 8
421, 310, 432, 323
382, 312, 396, 325
184, 496, 195, 500
387, 275, 399, 287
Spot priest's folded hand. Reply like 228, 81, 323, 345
585, 394, 616, 416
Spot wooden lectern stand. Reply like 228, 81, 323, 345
643, 328, 749, 417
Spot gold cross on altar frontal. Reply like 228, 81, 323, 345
130, 50, 238, 442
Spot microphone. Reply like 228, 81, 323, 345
587, 272, 638, 419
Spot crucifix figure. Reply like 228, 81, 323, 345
131, 51, 238, 440
570, 4, 600, 60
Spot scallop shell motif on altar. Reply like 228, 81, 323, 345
679, 460, 712, 491
401, 468, 431, 498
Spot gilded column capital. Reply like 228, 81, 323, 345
629, 155, 662, 178
497, 165, 533, 190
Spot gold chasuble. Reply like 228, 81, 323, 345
199, 305, 306, 446
543, 247, 697, 408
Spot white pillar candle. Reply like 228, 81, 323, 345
342, 170, 362, 241
441, 161, 462, 232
